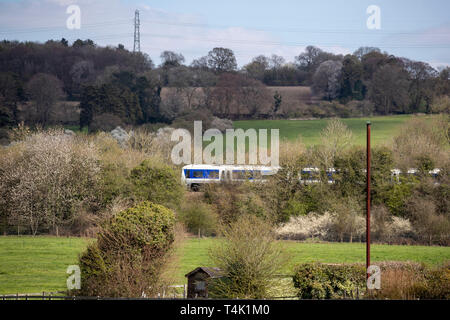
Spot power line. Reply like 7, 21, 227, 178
1, 17, 449, 36
140, 18, 450, 36
0, 19, 132, 35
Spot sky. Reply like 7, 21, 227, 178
0, 0, 449, 69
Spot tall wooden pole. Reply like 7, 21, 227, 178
366, 121, 371, 280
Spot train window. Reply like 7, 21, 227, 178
232, 170, 254, 180
185, 169, 220, 179
192, 170, 204, 178
232, 170, 245, 180
253, 170, 262, 179
206, 170, 220, 179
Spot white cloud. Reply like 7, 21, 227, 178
45, 0, 78, 6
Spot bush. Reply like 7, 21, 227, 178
178, 201, 217, 236
0, 129, 100, 235
77, 201, 175, 297
367, 261, 426, 300
209, 215, 289, 299
368, 261, 450, 300
407, 197, 450, 245
430, 95, 450, 114
371, 205, 415, 243
276, 212, 333, 240
329, 197, 365, 243
203, 183, 271, 224
129, 159, 184, 209
392, 115, 449, 169
413, 262, 450, 299
293, 263, 366, 299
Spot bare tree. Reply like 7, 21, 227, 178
190, 56, 209, 70
209, 215, 289, 298
312, 60, 343, 100
160, 51, 185, 68
167, 66, 199, 110
26, 73, 64, 126
318, 118, 354, 169
244, 55, 269, 81
207, 48, 237, 73
330, 197, 364, 243
210, 73, 271, 119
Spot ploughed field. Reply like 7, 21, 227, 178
1, 236, 449, 294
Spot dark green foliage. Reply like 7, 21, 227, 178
0, 40, 153, 101
0, 72, 23, 127
383, 183, 413, 216
273, 91, 282, 114
340, 55, 366, 102
79, 71, 163, 129
178, 202, 217, 236
129, 160, 183, 209
99, 201, 175, 253
293, 263, 366, 299
77, 201, 175, 297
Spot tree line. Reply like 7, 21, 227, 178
0, 39, 449, 133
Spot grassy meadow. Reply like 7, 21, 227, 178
0, 236, 93, 295
1, 236, 449, 294
234, 114, 430, 147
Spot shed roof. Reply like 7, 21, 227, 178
185, 267, 224, 279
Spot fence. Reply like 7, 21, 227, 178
1, 285, 188, 301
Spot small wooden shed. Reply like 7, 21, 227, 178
185, 267, 224, 298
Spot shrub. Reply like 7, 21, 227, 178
430, 95, 450, 114
203, 183, 271, 224
129, 159, 184, 209
127, 127, 175, 162
329, 197, 365, 243
413, 262, 450, 299
178, 201, 217, 236
293, 263, 366, 299
209, 215, 289, 299
0, 129, 100, 235
366, 261, 450, 300
371, 205, 415, 243
392, 115, 449, 169
406, 197, 450, 245
382, 183, 413, 217
77, 201, 175, 297
276, 212, 333, 240
368, 261, 426, 300
94, 132, 146, 206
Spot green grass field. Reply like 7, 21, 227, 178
0, 237, 92, 295
1, 236, 449, 294
234, 114, 432, 147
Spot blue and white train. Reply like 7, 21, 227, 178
181, 165, 442, 191
181, 164, 280, 191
